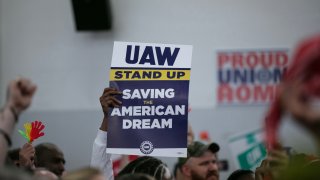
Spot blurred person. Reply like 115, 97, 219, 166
255, 151, 320, 180
227, 169, 254, 180
91, 87, 172, 180
178, 141, 220, 180
173, 162, 184, 180
188, 123, 195, 146
116, 173, 156, 180
254, 142, 291, 180
117, 156, 171, 180
173, 123, 194, 180
19, 142, 36, 170
263, 34, 320, 179
112, 154, 138, 176
6, 143, 36, 172
7, 148, 20, 166
0, 78, 37, 166
33, 167, 58, 180
187, 105, 194, 146
35, 142, 66, 177
278, 153, 320, 179
0, 166, 33, 180
265, 34, 320, 151
255, 143, 320, 180
7, 147, 58, 179
62, 167, 104, 180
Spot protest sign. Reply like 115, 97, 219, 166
217, 49, 289, 106
107, 41, 192, 157
228, 128, 267, 170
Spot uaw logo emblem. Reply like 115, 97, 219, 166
140, 141, 154, 154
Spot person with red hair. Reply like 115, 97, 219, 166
259, 34, 320, 180
265, 34, 320, 150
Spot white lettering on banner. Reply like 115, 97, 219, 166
111, 87, 185, 130
111, 105, 185, 116
123, 119, 172, 129
122, 88, 175, 99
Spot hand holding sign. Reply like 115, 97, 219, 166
107, 42, 192, 157
19, 142, 35, 168
99, 87, 122, 131
100, 88, 122, 111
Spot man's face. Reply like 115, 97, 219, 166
186, 151, 219, 180
40, 149, 65, 177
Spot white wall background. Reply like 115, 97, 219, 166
1, 0, 320, 179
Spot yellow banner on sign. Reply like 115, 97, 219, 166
110, 69, 190, 81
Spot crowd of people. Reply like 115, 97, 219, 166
0, 34, 319, 179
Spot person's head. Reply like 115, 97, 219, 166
116, 173, 156, 180
227, 169, 254, 180
35, 143, 65, 177
7, 148, 21, 167
62, 167, 104, 180
179, 141, 220, 180
117, 156, 172, 180
265, 34, 320, 149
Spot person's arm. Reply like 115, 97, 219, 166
0, 78, 36, 166
90, 88, 121, 180
19, 142, 35, 170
